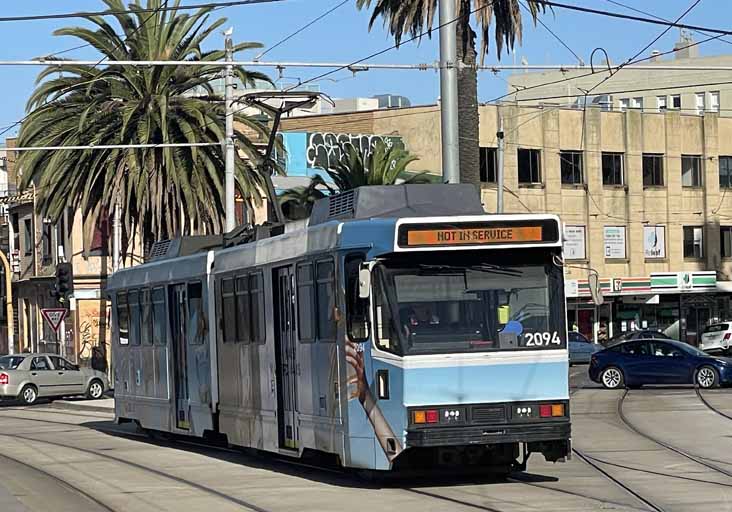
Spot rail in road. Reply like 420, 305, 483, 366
0, 405, 651, 512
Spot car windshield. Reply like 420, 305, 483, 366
372, 252, 565, 356
0, 356, 25, 369
680, 343, 710, 357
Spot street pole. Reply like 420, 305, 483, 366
497, 115, 505, 213
112, 196, 121, 273
224, 28, 236, 233
439, 0, 460, 184
0, 251, 14, 355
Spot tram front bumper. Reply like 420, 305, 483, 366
406, 421, 571, 448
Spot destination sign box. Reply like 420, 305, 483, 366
397, 219, 560, 249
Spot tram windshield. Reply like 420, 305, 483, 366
373, 252, 565, 355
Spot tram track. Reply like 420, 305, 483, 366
695, 387, 732, 421
618, 389, 732, 480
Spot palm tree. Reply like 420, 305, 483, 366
325, 140, 430, 189
357, 0, 548, 186
279, 174, 331, 220
280, 140, 430, 219
17, 0, 271, 254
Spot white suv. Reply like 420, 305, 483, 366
701, 323, 732, 355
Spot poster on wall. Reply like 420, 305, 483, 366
643, 225, 666, 259
563, 225, 586, 260
604, 226, 627, 259
76, 300, 111, 371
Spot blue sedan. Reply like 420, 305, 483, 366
569, 331, 601, 365
589, 338, 732, 389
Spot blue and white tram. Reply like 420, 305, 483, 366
108, 184, 571, 472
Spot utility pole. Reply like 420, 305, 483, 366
224, 28, 236, 233
439, 0, 460, 184
497, 116, 505, 213
112, 197, 121, 273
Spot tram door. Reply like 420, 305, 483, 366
169, 284, 190, 430
274, 266, 298, 450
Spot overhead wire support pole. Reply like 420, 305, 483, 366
224, 28, 236, 233
439, 0, 460, 184
497, 116, 505, 213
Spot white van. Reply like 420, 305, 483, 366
701, 323, 732, 355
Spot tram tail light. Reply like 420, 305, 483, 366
539, 404, 552, 417
0, 373, 7, 385
551, 404, 565, 417
413, 409, 440, 424
413, 411, 426, 424
539, 403, 565, 418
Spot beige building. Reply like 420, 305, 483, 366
281, 101, 732, 345
507, 33, 731, 117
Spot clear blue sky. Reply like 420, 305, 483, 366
1, 0, 730, 137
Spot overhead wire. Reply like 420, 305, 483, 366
0, 0, 172, 138
254, 0, 350, 61
0, 0, 285, 23
518, 0, 583, 64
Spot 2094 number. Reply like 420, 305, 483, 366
524, 332, 562, 347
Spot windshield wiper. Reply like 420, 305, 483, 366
418, 263, 522, 277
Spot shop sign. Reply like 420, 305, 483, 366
565, 279, 579, 298
604, 226, 627, 259
678, 272, 693, 291
612, 279, 623, 293
643, 225, 666, 259
563, 225, 586, 260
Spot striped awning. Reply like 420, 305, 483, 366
0, 190, 33, 205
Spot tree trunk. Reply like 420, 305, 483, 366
455, 21, 480, 187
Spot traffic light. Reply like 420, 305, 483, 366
54, 263, 73, 304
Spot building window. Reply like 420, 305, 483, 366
656, 96, 667, 112
479, 147, 497, 183
721, 227, 732, 258
602, 152, 624, 185
41, 222, 52, 264
683, 226, 704, 259
695, 92, 705, 115
710, 91, 720, 112
89, 211, 110, 257
720, 156, 732, 188
560, 151, 583, 185
671, 94, 681, 109
643, 154, 664, 187
23, 218, 32, 256
681, 155, 703, 187
619, 98, 629, 112
630, 97, 643, 110
517, 148, 541, 184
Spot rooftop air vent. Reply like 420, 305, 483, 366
147, 239, 172, 260
327, 190, 356, 219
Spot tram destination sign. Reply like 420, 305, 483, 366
398, 220, 560, 249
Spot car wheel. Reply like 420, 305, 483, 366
601, 367, 625, 389
696, 366, 719, 389
19, 385, 38, 405
86, 379, 104, 400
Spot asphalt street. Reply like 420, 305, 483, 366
0, 367, 730, 511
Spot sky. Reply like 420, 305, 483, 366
0, 0, 731, 138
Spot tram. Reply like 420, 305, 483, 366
108, 184, 571, 472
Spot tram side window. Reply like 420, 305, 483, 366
128, 290, 142, 346
316, 260, 337, 342
296, 263, 315, 343
141, 289, 153, 345
117, 292, 129, 345
250, 272, 266, 344
152, 287, 166, 345
235, 277, 251, 344
188, 282, 205, 345
221, 278, 237, 343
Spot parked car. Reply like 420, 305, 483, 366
700, 322, 732, 355
0, 353, 108, 405
569, 331, 600, 365
606, 329, 671, 345
589, 338, 732, 389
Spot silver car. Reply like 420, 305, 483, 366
0, 353, 108, 405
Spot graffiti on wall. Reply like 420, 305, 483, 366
305, 133, 404, 171
76, 300, 111, 371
